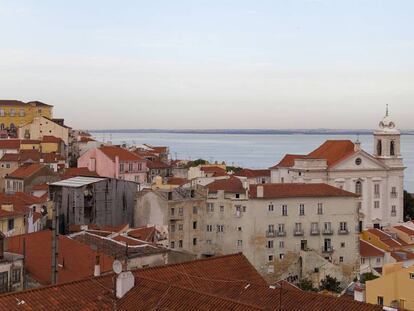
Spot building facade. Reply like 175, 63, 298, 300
270, 110, 404, 229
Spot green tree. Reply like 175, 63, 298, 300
404, 190, 414, 221
185, 159, 209, 168
360, 272, 379, 284
298, 278, 316, 291
319, 275, 341, 293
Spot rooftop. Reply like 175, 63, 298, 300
207, 176, 245, 193
235, 168, 271, 178
249, 183, 359, 199
0, 100, 53, 107
50, 176, 106, 188
359, 240, 385, 258
99, 146, 143, 162
7, 163, 46, 179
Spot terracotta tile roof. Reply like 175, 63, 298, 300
0, 253, 381, 311
146, 159, 171, 169
127, 226, 157, 243
12, 192, 47, 205
79, 136, 95, 143
201, 166, 227, 176
207, 176, 245, 193
271, 140, 356, 169
67, 223, 129, 234
273, 280, 302, 291
0, 139, 20, 149
235, 168, 271, 178
270, 154, 307, 168
166, 177, 188, 186
0, 153, 19, 162
0, 195, 30, 218
0, 100, 52, 107
100, 146, 142, 162
71, 232, 167, 259
367, 229, 405, 248
6, 230, 115, 286
249, 183, 359, 199
143, 144, 168, 154
7, 163, 45, 179
390, 251, 414, 262
41, 152, 65, 163
394, 225, 414, 236
0, 150, 41, 163
33, 211, 42, 222
359, 240, 385, 258
32, 183, 49, 191
21, 139, 40, 144
61, 167, 100, 179
113, 235, 147, 246
41, 135, 63, 143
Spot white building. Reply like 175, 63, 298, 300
270, 109, 404, 229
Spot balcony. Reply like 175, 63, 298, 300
322, 246, 334, 253
322, 228, 333, 235
310, 229, 320, 236
266, 231, 276, 238
338, 228, 349, 235
170, 213, 184, 221
277, 231, 286, 237
293, 229, 304, 236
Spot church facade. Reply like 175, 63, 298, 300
270, 109, 405, 229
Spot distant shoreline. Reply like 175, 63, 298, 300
89, 129, 414, 135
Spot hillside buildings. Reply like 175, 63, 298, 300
270, 110, 404, 229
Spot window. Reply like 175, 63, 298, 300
278, 224, 285, 233
391, 187, 397, 198
311, 222, 319, 233
178, 207, 183, 216
391, 205, 397, 216
235, 193, 240, 199
339, 256, 344, 263
355, 181, 362, 195
299, 204, 305, 216
279, 241, 284, 249
12, 269, 20, 284
268, 224, 275, 233
207, 203, 214, 212
220, 206, 224, 212
242, 206, 246, 212
206, 225, 213, 232
355, 157, 362, 165
294, 223, 302, 233
171, 224, 176, 232
192, 238, 197, 246
282, 204, 288, 216
128, 163, 133, 172
0, 272, 8, 293
279, 254, 285, 260
179, 240, 183, 248
339, 222, 348, 232
341, 242, 345, 248
237, 240, 243, 247
10, 109, 15, 117
8, 218, 14, 231
193, 206, 198, 214
317, 203, 323, 215
390, 140, 395, 156
376, 257, 381, 264
361, 258, 365, 264
170, 241, 175, 249
268, 203, 274, 212
193, 221, 197, 230
206, 239, 212, 245
237, 226, 242, 232
170, 208, 175, 216
410, 273, 414, 280
0, 109, 4, 116
377, 296, 384, 306
377, 140, 382, 156
119, 163, 124, 172
178, 224, 183, 231
217, 225, 224, 232
374, 201, 380, 209
267, 240, 274, 248
268, 255, 274, 262
324, 222, 332, 232
374, 184, 380, 197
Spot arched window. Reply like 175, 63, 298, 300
355, 180, 362, 195
390, 141, 395, 156
377, 140, 382, 156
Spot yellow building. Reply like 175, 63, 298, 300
0, 100, 53, 130
20, 140, 41, 151
0, 204, 28, 237
366, 263, 414, 310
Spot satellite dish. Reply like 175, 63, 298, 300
112, 260, 122, 274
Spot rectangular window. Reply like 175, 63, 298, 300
179, 240, 183, 248
377, 297, 384, 306
268, 203, 274, 212
299, 204, 305, 216
317, 203, 323, 215
207, 203, 214, 212
8, 218, 14, 231
391, 205, 397, 216
170, 241, 175, 249
178, 224, 183, 231
220, 206, 224, 212
278, 224, 285, 233
193, 221, 197, 230
119, 163, 124, 172
279, 254, 285, 260
178, 207, 183, 216
170, 208, 175, 216
206, 239, 212, 245
206, 225, 213, 232
339, 256, 344, 263
282, 204, 287, 216
268, 224, 275, 233
295, 223, 302, 231
217, 225, 224, 233
339, 222, 348, 233
193, 238, 197, 246
0, 272, 8, 293
376, 257, 381, 264
267, 240, 274, 248
235, 193, 240, 199
128, 163, 133, 172
171, 224, 176, 232
238, 226, 242, 231
374, 184, 380, 197
391, 187, 397, 198
237, 240, 243, 247
279, 241, 284, 249
12, 269, 20, 284
374, 201, 380, 209
409, 273, 414, 280
193, 206, 198, 214
268, 255, 274, 262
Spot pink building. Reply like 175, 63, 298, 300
78, 146, 147, 184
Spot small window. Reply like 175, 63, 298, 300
341, 242, 345, 248
220, 206, 224, 212
178, 224, 183, 231
268, 255, 274, 262
192, 238, 197, 246
374, 201, 380, 209
193, 206, 198, 214
8, 218, 14, 231
237, 240, 243, 247
179, 240, 183, 248
267, 240, 274, 249
339, 256, 344, 263
376, 257, 381, 264
279, 254, 285, 260
377, 296, 384, 306
279, 241, 284, 249
170, 241, 175, 249
409, 273, 414, 280
235, 193, 240, 199
317, 203, 323, 215
299, 204, 305, 216
282, 204, 288, 216
12, 269, 20, 284
237, 226, 242, 231
355, 158, 362, 165
206, 225, 213, 232
268, 203, 274, 212
193, 221, 197, 230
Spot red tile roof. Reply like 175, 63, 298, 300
207, 177, 245, 193
61, 167, 100, 179
367, 229, 405, 248
394, 225, 414, 236
0, 100, 52, 107
235, 168, 271, 178
0, 139, 20, 149
146, 159, 171, 169
7, 163, 45, 179
127, 226, 157, 243
41, 152, 65, 163
271, 140, 356, 169
113, 235, 147, 246
0, 150, 41, 163
390, 251, 414, 262
100, 146, 142, 162
21, 139, 40, 144
32, 183, 49, 191
201, 166, 227, 176
359, 240, 385, 258
166, 177, 188, 186
0, 253, 382, 311
79, 136, 95, 143
6, 230, 115, 285
249, 183, 359, 199
41, 135, 63, 143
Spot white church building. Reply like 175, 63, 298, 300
270, 108, 405, 230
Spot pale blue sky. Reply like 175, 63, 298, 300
1, 0, 413, 129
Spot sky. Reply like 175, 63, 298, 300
1, 0, 414, 130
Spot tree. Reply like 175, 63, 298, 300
298, 278, 316, 291
404, 190, 414, 221
185, 159, 209, 168
319, 275, 341, 293
360, 272, 379, 284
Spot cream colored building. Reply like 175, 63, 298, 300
270, 109, 404, 229
203, 179, 360, 284
366, 262, 414, 310
18, 116, 70, 145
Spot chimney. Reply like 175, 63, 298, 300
116, 271, 135, 299
94, 255, 101, 277
257, 185, 264, 198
